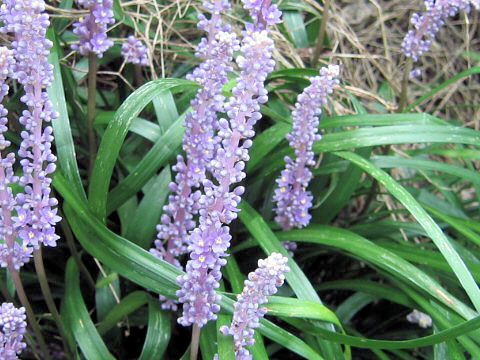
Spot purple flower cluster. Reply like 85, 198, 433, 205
220, 253, 289, 360
0, 303, 27, 360
176, 17, 278, 326
273, 65, 340, 230
121, 36, 149, 66
0, 0, 60, 269
72, 0, 115, 57
241, 0, 282, 30
402, 0, 477, 64
150, 0, 238, 311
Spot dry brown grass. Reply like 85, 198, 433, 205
43, 0, 480, 124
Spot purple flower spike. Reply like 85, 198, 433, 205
219, 253, 289, 360
122, 36, 149, 66
177, 25, 278, 327
0, 302, 27, 360
150, 0, 238, 311
0, 0, 61, 253
273, 65, 340, 230
71, 0, 115, 57
401, 0, 473, 63
0, 46, 26, 270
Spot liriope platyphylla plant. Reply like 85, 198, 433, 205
218, 253, 290, 360
0, 1, 65, 358
273, 65, 340, 230
0, 302, 27, 360
150, 0, 239, 311
175, 0, 281, 357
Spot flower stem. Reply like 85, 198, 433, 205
312, 0, 329, 67
134, 64, 144, 87
10, 267, 52, 360
190, 324, 201, 360
33, 248, 72, 357
87, 53, 98, 175
398, 58, 412, 113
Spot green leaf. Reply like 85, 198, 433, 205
293, 315, 480, 349
88, 79, 197, 222
314, 147, 371, 223
276, 226, 476, 320
257, 124, 480, 178
47, 30, 85, 200
335, 151, 480, 314
266, 296, 341, 326
64, 258, 115, 360
106, 112, 187, 214
139, 300, 171, 360
153, 90, 179, 133
200, 322, 217, 360
283, 11, 310, 48
125, 167, 171, 249
216, 283, 235, 360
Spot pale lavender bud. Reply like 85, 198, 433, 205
71, 0, 115, 57
273, 65, 340, 230
409, 68, 422, 79
151, 0, 238, 312
219, 253, 289, 360
406, 309, 433, 328
401, 0, 472, 63
0, 0, 61, 252
0, 303, 27, 359
282, 241, 297, 256
122, 36, 149, 66
177, 26, 278, 327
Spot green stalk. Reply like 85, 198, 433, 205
312, 0, 330, 68
398, 58, 412, 113
191, 324, 201, 360
33, 248, 72, 356
87, 53, 98, 175
10, 267, 52, 360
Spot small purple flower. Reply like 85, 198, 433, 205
409, 68, 422, 79
273, 65, 340, 230
71, 0, 115, 58
0, 302, 27, 359
219, 253, 289, 360
122, 36, 149, 66
401, 0, 474, 63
